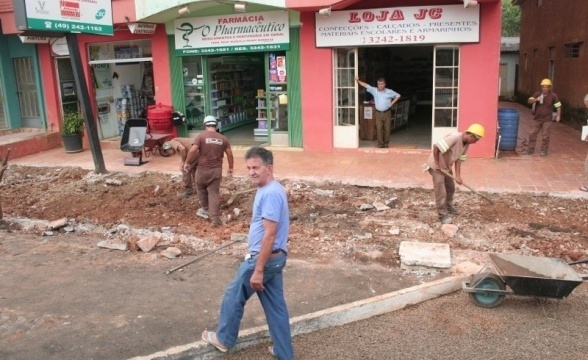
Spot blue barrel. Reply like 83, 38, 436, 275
497, 108, 519, 151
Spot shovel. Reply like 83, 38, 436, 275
437, 169, 494, 204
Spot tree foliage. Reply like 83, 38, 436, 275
502, 0, 521, 36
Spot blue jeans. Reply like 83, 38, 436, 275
216, 252, 293, 360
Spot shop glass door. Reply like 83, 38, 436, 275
333, 48, 358, 148
431, 46, 459, 145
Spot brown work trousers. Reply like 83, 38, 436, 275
182, 163, 197, 192
523, 120, 554, 153
196, 167, 222, 222
375, 110, 392, 147
429, 168, 455, 217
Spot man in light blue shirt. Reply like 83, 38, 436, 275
201, 147, 293, 359
356, 76, 401, 148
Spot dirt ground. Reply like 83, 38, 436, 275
2, 165, 588, 264
1, 165, 588, 359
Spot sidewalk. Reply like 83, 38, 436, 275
11, 101, 588, 195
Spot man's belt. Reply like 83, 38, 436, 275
245, 249, 286, 260
375, 109, 390, 113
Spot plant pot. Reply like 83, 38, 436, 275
62, 133, 83, 153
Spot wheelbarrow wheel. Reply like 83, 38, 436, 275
468, 272, 506, 308
159, 146, 171, 157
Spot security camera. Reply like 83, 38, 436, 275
318, 7, 331, 17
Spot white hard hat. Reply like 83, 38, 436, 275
203, 115, 217, 126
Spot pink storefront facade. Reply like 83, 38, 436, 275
290, 0, 501, 158
0, 0, 501, 159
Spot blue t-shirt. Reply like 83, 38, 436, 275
367, 86, 400, 112
248, 180, 289, 253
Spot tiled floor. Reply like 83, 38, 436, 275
10, 101, 588, 195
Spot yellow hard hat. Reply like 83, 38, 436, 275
466, 123, 485, 138
540, 78, 552, 86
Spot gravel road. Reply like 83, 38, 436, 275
220, 283, 588, 359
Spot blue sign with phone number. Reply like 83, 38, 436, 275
27, 18, 113, 36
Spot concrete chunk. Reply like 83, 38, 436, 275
441, 224, 459, 237
161, 247, 182, 259
399, 241, 451, 269
137, 234, 162, 253
48, 217, 68, 230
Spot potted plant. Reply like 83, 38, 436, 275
61, 111, 84, 153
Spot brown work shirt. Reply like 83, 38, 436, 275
193, 131, 231, 171
425, 132, 469, 169
531, 91, 561, 122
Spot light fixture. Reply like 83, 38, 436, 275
318, 7, 331, 17
234, 2, 246, 13
178, 5, 190, 15
463, 0, 478, 8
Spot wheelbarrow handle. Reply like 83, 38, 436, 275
568, 258, 588, 265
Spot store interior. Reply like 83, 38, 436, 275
357, 45, 434, 149
185, 53, 287, 147
55, 45, 436, 149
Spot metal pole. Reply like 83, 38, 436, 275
166, 239, 242, 275
66, 33, 107, 174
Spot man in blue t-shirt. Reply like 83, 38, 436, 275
201, 147, 293, 360
356, 76, 401, 148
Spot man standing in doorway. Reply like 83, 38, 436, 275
184, 115, 234, 227
201, 147, 293, 359
521, 78, 562, 156
356, 76, 401, 148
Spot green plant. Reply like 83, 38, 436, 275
61, 111, 84, 135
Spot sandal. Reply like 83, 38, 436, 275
580, 186, 588, 192
201, 330, 228, 353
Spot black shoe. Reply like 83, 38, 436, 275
178, 190, 193, 198
447, 205, 460, 215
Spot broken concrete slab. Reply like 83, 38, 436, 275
399, 241, 451, 269
97, 240, 128, 251
372, 202, 391, 211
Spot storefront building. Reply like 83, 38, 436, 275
0, 0, 173, 157
290, 0, 501, 157
1, 0, 501, 159
137, 1, 302, 148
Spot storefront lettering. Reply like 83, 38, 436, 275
218, 15, 265, 24
348, 8, 443, 23
211, 22, 285, 36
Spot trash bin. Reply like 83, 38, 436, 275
497, 108, 519, 151
147, 103, 173, 134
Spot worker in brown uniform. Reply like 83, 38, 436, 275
162, 137, 198, 198
423, 124, 485, 224
183, 116, 234, 227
